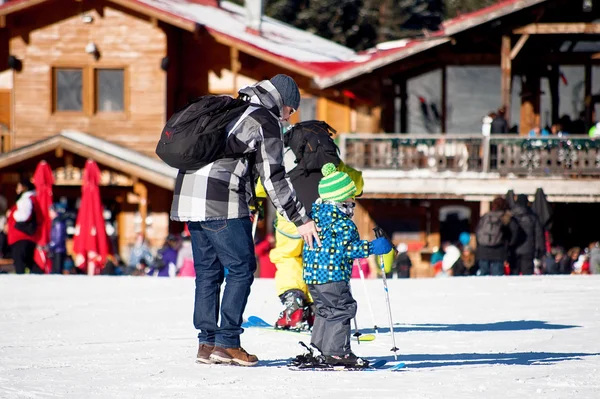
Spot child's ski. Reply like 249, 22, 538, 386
289, 359, 405, 372
243, 316, 376, 342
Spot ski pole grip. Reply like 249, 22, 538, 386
373, 227, 383, 239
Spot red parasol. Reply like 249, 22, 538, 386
32, 160, 54, 273
72, 160, 109, 275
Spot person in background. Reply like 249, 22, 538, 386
351, 258, 370, 279
48, 204, 68, 274
509, 194, 545, 275
491, 107, 509, 134
255, 234, 276, 278
388, 243, 412, 278
176, 229, 195, 277
453, 246, 478, 276
476, 197, 514, 276
439, 241, 461, 277
7, 178, 43, 274
589, 242, 600, 274
148, 234, 180, 277
127, 233, 153, 275
0, 192, 7, 258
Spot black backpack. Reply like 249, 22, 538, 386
476, 212, 504, 247
283, 121, 340, 173
156, 95, 250, 170
14, 206, 37, 236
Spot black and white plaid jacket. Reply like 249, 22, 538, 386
170, 80, 309, 227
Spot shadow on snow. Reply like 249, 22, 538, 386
256, 352, 599, 369
359, 320, 579, 334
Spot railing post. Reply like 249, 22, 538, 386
338, 133, 347, 162
482, 135, 491, 173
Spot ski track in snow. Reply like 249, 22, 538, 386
0, 275, 599, 399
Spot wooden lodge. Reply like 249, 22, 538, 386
1, 0, 600, 276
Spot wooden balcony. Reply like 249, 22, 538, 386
338, 134, 600, 177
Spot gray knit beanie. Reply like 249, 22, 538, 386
270, 74, 301, 110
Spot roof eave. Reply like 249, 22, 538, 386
0, 134, 176, 190
313, 38, 451, 89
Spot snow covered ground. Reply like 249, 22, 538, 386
1, 275, 599, 399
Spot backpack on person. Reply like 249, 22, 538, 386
476, 211, 505, 247
155, 95, 251, 170
283, 121, 340, 173
14, 206, 37, 237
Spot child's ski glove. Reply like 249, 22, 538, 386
372, 238, 393, 255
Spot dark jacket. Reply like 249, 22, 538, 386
491, 116, 509, 133
453, 258, 479, 276
510, 205, 545, 258
476, 210, 514, 262
288, 168, 322, 216
49, 216, 67, 254
392, 252, 412, 278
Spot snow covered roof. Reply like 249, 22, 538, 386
0, 0, 551, 87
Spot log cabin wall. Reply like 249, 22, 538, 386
9, 1, 167, 157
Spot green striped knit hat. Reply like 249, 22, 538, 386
318, 163, 357, 202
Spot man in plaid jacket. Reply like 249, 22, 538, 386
171, 75, 320, 367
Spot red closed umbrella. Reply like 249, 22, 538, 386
73, 160, 109, 275
32, 160, 54, 273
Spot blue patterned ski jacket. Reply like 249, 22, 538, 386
303, 202, 373, 284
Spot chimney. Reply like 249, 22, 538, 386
245, 0, 263, 35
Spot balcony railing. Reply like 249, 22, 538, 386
338, 134, 600, 176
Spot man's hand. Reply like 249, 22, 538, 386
297, 220, 321, 249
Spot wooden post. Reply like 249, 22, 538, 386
230, 47, 240, 97
399, 77, 407, 133
133, 182, 148, 238
549, 65, 560, 125
501, 36, 512, 125
585, 62, 592, 131
441, 66, 447, 133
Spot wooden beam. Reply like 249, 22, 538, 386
510, 34, 529, 60
514, 23, 600, 35
0, 0, 47, 17
441, 66, 447, 134
399, 77, 407, 133
501, 35, 512, 124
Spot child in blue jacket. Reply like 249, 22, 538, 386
302, 163, 392, 368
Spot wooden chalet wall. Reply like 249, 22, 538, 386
9, 0, 167, 157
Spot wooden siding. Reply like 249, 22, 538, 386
10, 2, 166, 157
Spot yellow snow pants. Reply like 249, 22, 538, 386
269, 214, 311, 299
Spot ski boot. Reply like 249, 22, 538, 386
276, 290, 313, 331
324, 352, 370, 369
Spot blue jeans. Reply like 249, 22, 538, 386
188, 218, 256, 348
479, 260, 504, 276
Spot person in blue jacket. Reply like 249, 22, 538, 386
301, 163, 392, 368
49, 204, 68, 274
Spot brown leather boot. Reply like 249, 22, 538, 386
209, 346, 259, 366
196, 344, 215, 364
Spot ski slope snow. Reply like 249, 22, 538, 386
0, 275, 599, 398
